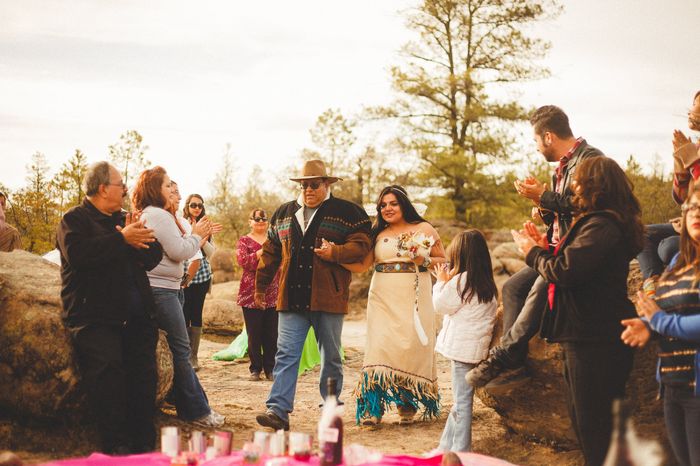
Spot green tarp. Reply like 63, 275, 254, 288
213, 327, 324, 375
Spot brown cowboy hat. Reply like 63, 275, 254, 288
289, 159, 342, 183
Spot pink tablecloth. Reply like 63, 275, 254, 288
39, 451, 515, 466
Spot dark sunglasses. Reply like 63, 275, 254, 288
189, 202, 204, 209
300, 181, 323, 190
251, 217, 268, 223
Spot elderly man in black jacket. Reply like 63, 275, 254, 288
467, 106, 603, 389
56, 161, 162, 455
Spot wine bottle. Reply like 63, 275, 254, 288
318, 378, 343, 466
602, 399, 634, 466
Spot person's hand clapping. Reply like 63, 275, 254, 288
636, 291, 662, 320
511, 227, 537, 256
433, 262, 452, 283
673, 129, 691, 151
620, 318, 651, 347
314, 238, 334, 262
523, 221, 548, 249
515, 176, 547, 204
124, 211, 142, 226
211, 221, 223, 235
193, 216, 213, 239
117, 220, 155, 249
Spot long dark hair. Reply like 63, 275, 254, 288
447, 229, 497, 304
666, 183, 700, 280
571, 157, 644, 255
370, 185, 428, 240
183, 193, 206, 221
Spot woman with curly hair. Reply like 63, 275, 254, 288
512, 156, 644, 465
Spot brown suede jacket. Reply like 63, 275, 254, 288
254, 195, 371, 314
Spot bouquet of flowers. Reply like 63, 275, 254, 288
396, 231, 435, 260
396, 231, 435, 346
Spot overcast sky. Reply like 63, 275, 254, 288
1, 0, 698, 198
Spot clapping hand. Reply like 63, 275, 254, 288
433, 262, 453, 283
314, 238, 334, 262
673, 129, 691, 151
511, 221, 546, 256
620, 318, 651, 347
635, 291, 662, 320
193, 216, 213, 239
117, 218, 155, 249
124, 211, 141, 226
523, 222, 548, 248
514, 176, 547, 204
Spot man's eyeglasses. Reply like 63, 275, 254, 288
107, 181, 126, 189
251, 217, 268, 223
189, 202, 204, 209
300, 181, 323, 190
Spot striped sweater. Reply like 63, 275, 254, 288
653, 259, 700, 395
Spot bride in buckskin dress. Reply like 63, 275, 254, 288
339, 185, 445, 426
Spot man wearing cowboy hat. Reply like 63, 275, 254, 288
254, 159, 371, 431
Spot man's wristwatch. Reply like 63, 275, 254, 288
423, 256, 432, 267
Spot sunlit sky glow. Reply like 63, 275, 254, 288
1, 0, 698, 199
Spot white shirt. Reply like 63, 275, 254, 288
432, 272, 498, 363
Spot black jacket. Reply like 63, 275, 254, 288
526, 211, 639, 343
539, 139, 603, 242
56, 199, 163, 326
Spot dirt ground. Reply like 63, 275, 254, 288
11, 276, 583, 465
13, 322, 581, 466
187, 325, 582, 466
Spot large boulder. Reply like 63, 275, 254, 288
0, 250, 173, 422
477, 261, 671, 459
209, 248, 235, 273
491, 242, 523, 262
202, 298, 244, 335
500, 257, 527, 276
209, 248, 237, 284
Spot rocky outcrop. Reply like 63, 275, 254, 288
209, 248, 236, 284
477, 261, 671, 458
491, 242, 526, 276
0, 250, 173, 422
203, 281, 245, 335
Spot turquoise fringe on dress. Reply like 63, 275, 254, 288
354, 367, 440, 424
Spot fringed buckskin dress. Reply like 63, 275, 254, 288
354, 235, 439, 423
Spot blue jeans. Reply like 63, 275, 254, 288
637, 223, 680, 279
438, 360, 476, 452
266, 310, 344, 422
664, 385, 700, 466
152, 287, 210, 421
